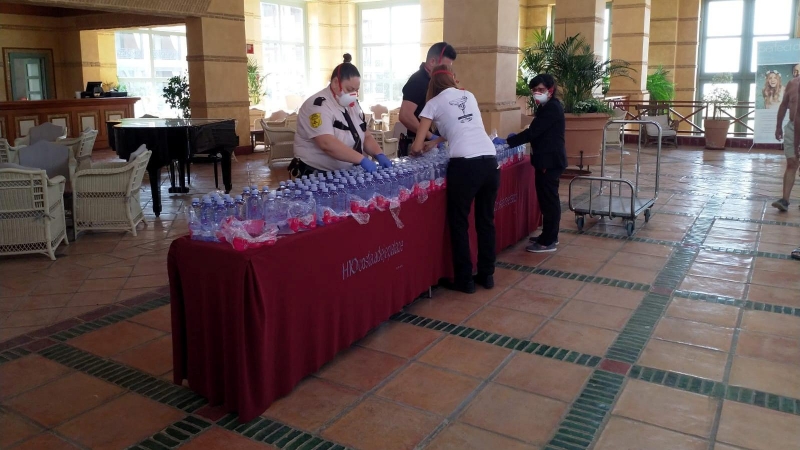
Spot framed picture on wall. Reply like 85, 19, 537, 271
2, 48, 57, 101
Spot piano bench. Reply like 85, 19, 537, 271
188, 153, 221, 189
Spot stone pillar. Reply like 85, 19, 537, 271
553, 0, 605, 53
673, 0, 701, 104
607, 0, 651, 102
307, 1, 357, 90
59, 30, 85, 100
443, 0, 520, 136
185, 12, 250, 146
519, 0, 550, 42
420, 0, 444, 60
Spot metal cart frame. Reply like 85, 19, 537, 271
568, 120, 662, 236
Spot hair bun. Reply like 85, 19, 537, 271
343, 53, 352, 63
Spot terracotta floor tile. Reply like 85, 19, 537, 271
736, 330, 800, 365
87, 266, 133, 280
594, 417, 708, 450
538, 255, 604, 275
0, 355, 71, 399
15, 294, 72, 311
377, 363, 480, 416
573, 284, 645, 310
0, 409, 40, 448
10, 432, 82, 450
490, 267, 526, 287
498, 249, 553, 267
554, 245, 616, 262
740, 311, 800, 339
322, 397, 439, 450
263, 378, 359, 432
608, 252, 668, 271
77, 278, 127, 293
5, 372, 123, 427
130, 262, 168, 277
495, 353, 592, 402
55, 306, 102, 322
612, 379, 718, 438
128, 305, 172, 332
111, 335, 173, 376
490, 289, 566, 317
555, 300, 631, 331
460, 383, 566, 445
358, 322, 441, 358
69, 321, 165, 357
753, 256, 799, 275
570, 235, 626, 251
117, 288, 161, 304
316, 347, 405, 391
0, 326, 38, 342
30, 278, 84, 296
728, 356, 800, 399
180, 427, 276, 449
666, 297, 740, 328
516, 274, 585, 298
693, 250, 753, 268
620, 241, 674, 258
747, 284, 800, 309
687, 262, 750, 283
406, 297, 482, 324
464, 306, 545, 339
417, 335, 510, 379
717, 400, 800, 450
3, 308, 61, 328
635, 229, 686, 242
0, 296, 25, 311
433, 284, 503, 306
428, 423, 539, 450
751, 269, 800, 291
123, 274, 169, 290
71, 254, 123, 269
595, 263, 658, 285
67, 290, 120, 307
56, 394, 184, 450
639, 340, 727, 381
532, 319, 617, 356
653, 317, 734, 352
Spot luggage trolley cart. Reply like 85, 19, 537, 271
568, 120, 662, 236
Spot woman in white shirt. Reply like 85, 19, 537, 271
410, 66, 499, 294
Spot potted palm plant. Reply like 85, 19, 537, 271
519, 30, 632, 169
162, 74, 191, 118
703, 74, 736, 150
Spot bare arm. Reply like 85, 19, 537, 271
776, 87, 791, 140
312, 135, 365, 165
399, 101, 434, 139
794, 81, 800, 158
362, 132, 383, 158
410, 118, 433, 156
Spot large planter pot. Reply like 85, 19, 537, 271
564, 113, 610, 168
703, 119, 730, 149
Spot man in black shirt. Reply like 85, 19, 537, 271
398, 42, 457, 154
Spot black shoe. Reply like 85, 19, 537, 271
528, 235, 559, 245
474, 274, 495, 289
440, 279, 476, 294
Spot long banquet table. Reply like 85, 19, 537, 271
169, 157, 541, 422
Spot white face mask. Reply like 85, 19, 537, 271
337, 91, 358, 108
533, 92, 550, 105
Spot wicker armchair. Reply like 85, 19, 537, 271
643, 115, 678, 148
58, 129, 98, 172
370, 130, 399, 159
0, 167, 68, 260
1, 138, 23, 164
70, 148, 152, 238
14, 122, 67, 146
260, 119, 295, 166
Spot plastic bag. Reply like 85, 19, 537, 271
348, 194, 371, 225
216, 217, 279, 251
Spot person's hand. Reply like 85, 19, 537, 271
776, 129, 783, 140
423, 140, 439, 152
507, 132, 517, 139
375, 153, 392, 168
492, 137, 507, 146
359, 157, 377, 172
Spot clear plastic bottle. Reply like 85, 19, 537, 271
247, 187, 262, 220
214, 199, 227, 234
201, 197, 215, 240
224, 196, 236, 218
234, 195, 246, 220
262, 193, 278, 228
317, 187, 332, 226
242, 187, 251, 205
189, 198, 202, 239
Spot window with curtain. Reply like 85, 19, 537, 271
260, 1, 307, 111
116, 26, 188, 117
359, 2, 421, 106
698, 0, 797, 131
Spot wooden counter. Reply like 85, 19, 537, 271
0, 97, 139, 149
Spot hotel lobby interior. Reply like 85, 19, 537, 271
1, 0, 800, 449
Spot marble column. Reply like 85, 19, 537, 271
443, 0, 520, 136
553, 0, 605, 53
186, 11, 250, 146
607, 0, 651, 102
673, 0, 701, 104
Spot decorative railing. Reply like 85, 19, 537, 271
116, 48, 144, 60
152, 49, 181, 61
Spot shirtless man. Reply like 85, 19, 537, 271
793, 74, 800, 260
771, 74, 800, 211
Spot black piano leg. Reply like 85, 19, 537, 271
148, 167, 162, 217
186, 161, 191, 185
168, 161, 191, 194
221, 152, 233, 194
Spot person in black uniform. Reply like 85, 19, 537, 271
398, 42, 457, 155
502, 73, 566, 253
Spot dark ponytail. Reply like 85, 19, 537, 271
330, 53, 360, 81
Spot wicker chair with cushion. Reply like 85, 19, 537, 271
58, 128, 98, 171
70, 146, 152, 238
260, 119, 295, 167
0, 165, 68, 260
643, 114, 678, 148
0, 138, 23, 164
605, 108, 628, 147
371, 104, 389, 131
369, 130, 399, 159
14, 122, 67, 147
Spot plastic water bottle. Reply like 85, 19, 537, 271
247, 188, 262, 220
234, 195, 246, 220
317, 187, 332, 226
214, 200, 227, 230
189, 198, 202, 238
200, 198, 214, 240
224, 196, 236, 218
329, 185, 341, 215
242, 187, 251, 204
305, 191, 317, 227
263, 194, 278, 227
275, 192, 288, 229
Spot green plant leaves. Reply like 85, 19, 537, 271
162, 74, 191, 118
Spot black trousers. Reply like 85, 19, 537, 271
535, 167, 563, 246
446, 156, 501, 285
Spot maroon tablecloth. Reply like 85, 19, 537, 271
169, 157, 540, 422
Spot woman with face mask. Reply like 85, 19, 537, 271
498, 73, 566, 253
290, 54, 392, 177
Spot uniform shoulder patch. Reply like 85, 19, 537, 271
313, 97, 326, 106
309, 113, 322, 129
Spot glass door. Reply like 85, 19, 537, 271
9, 54, 48, 101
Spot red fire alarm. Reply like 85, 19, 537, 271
246, 43, 254, 54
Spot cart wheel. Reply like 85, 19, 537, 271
576, 215, 585, 231
644, 209, 651, 223
626, 221, 635, 236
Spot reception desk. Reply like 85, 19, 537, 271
0, 97, 138, 149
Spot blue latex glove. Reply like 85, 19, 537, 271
375, 153, 392, 168
492, 137, 507, 146
507, 132, 517, 139
359, 157, 377, 173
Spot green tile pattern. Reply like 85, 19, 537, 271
603, 293, 670, 363
0, 346, 31, 364
542, 370, 625, 450
50, 297, 170, 342
494, 262, 651, 291
558, 228, 679, 247
700, 244, 794, 261
217, 414, 349, 450
128, 416, 211, 450
673, 290, 800, 317
38, 343, 208, 413
390, 312, 602, 367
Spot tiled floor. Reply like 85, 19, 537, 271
1, 145, 799, 450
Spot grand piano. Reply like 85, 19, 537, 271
109, 118, 238, 217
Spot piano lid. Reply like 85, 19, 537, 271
113, 118, 234, 128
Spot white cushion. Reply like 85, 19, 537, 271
130, 144, 148, 161
19, 141, 70, 179
0, 162, 36, 170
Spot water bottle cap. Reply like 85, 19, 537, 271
306, 191, 313, 197
192, 198, 200, 203
322, 188, 329, 193
301, 175, 308, 180
311, 186, 318, 191
295, 190, 302, 195
251, 185, 258, 190
217, 200, 225, 205
243, 187, 250, 192
235, 195, 242, 200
